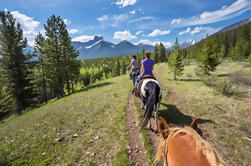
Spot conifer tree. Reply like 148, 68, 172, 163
44, 15, 80, 97
199, 39, 220, 74
34, 32, 48, 103
159, 42, 167, 62
153, 43, 159, 63
0, 11, 34, 114
121, 61, 126, 74
168, 38, 184, 80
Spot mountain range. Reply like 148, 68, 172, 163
72, 36, 196, 59
216, 18, 251, 34
71, 36, 155, 59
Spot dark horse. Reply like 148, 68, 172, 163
131, 70, 162, 131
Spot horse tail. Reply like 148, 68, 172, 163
140, 82, 159, 128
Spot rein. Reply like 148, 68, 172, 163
163, 138, 168, 166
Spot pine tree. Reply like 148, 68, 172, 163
44, 15, 80, 97
34, 32, 48, 103
116, 60, 121, 76
230, 38, 249, 61
121, 61, 126, 75
159, 42, 167, 62
0, 11, 34, 114
168, 38, 184, 80
218, 45, 226, 61
153, 43, 159, 63
199, 39, 220, 74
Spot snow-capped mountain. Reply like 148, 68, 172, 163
180, 39, 195, 49
72, 36, 154, 59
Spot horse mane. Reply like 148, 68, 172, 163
156, 126, 228, 166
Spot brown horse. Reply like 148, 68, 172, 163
156, 117, 228, 166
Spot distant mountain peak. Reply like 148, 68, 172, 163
93, 35, 104, 41
180, 39, 195, 49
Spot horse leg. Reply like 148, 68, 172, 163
147, 120, 151, 129
154, 102, 160, 133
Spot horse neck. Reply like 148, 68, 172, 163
166, 127, 227, 166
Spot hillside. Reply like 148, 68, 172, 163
217, 17, 251, 34
0, 75, 132, 165
184, 18, 251, 60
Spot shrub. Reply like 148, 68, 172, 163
202, 74, 217, 87
182, 59, 191, 66
213, 78, 234, 96
194, 67, 205, 77
186, 73, 193, 78
229, 71, 251, 86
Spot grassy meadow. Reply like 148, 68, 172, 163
0, 61, 250, 166
0, 75, 132, 165
155, 62, 251, 166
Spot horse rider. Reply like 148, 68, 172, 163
132, 51, 155, 93
127, 55, 140, 80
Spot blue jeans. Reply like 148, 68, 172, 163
134, 73, 155, 86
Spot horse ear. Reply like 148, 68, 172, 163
190, 118, 198, 131
158, 116, 169, 138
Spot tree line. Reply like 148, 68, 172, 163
0, 12, 80, 118
167, 22, 251, 80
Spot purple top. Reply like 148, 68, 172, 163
131, 59, 140, 69
141, 59, 154, 75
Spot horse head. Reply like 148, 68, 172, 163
156, 116, 228, 166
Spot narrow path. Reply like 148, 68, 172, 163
155, 66, 188, 114
126, 94, 148, 166
135, 98, 163, 166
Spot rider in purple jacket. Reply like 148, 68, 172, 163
135, 51, 155, 87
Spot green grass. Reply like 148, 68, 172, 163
155, 62, 251, 166
0, 75, 132, 165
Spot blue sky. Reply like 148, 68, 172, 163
1, 0, 251, 47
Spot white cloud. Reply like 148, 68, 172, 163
69, 29, 81, 34
135, 39, 172, 48
135, 31, 144, 35
129, 16, 156, 23
97, 15, 109, 21
113, 30, 137, 41
72, 35, 94, 42
97, 13, 130, 28
179, 27, 191, 35
10, 11, 40, 46
190, 26, 221, 36
172, 0, 251, 27
111, 14, 130, 27
115, 0, 137, 8
11, 11, 40, 31
171, 18, 181, 24
148, 29, 170, 37
4, 8, 8, 12
130, 10, 136, 14
63, 19, 71, 25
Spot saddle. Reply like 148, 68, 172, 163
142, 75, 155, 80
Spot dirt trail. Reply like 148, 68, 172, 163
126, 94, 148, 166
155, 67, 187, 113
